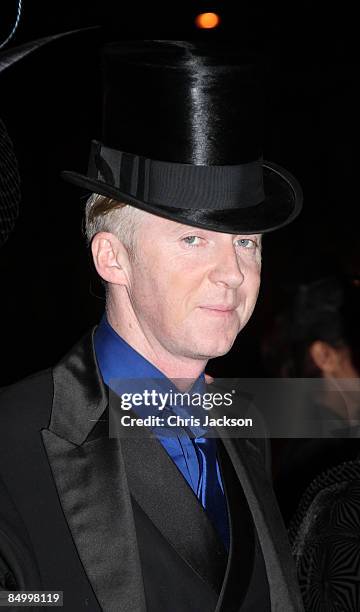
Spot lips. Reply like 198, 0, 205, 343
199, 305, 236, 312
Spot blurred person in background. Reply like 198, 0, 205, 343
262, 274, 360, 523
262, 274, 360, 611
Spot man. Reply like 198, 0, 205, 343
0, 40, 304, 610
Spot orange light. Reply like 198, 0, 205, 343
195, 12, 221, 29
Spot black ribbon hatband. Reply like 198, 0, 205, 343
88, 140, 265, 210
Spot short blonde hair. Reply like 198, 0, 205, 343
84, 193, 146, 257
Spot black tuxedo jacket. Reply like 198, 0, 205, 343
0, 330, 304, 611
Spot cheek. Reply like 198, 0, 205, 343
132, 258, 200, 314
239, 269, 261, 315
252, 273, 261, 302
130, 266, 178, 324
248, 261, 261, 293
249, 277, 261, 309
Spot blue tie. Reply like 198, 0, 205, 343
194, 436, 230, 549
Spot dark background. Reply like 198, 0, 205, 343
0, 0, 359, 384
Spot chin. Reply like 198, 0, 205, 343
189, 337, 236, 360
209, 344, 235, 358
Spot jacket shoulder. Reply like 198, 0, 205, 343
0, 369, 53, 434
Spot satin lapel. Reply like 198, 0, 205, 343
120, 430, 228, 594
220, 437, 304, 612
215, 442, 255, 612
42, 330, 146, 612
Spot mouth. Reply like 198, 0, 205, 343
199, 305, 237, 315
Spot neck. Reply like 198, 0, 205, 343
106, 300, 207, 381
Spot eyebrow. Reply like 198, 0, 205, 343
169, 224, 210, 238
235, 234, 262, 241
167, 222, 192, 235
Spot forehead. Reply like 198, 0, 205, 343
140, 212, 262, 241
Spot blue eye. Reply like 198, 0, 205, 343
183, 236, 201, 246
235, 238, 256, 249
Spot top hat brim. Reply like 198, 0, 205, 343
62, 160, 303, 235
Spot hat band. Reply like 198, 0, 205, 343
87, 140, 265, 210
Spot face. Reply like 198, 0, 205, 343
125, 214, 262, 361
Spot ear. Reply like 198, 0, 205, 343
309, 340, 339, 376
91, 232, 131, 286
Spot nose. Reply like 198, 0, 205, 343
208, 243, 245, 289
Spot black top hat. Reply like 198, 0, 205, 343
63, 40, 303, 234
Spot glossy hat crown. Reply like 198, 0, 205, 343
63, 40, 303, 234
